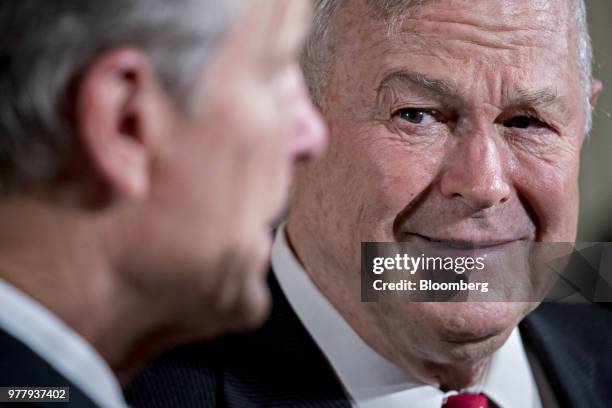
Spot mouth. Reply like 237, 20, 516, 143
441, 330, 500, 345
402, 233, 526, 258
268, 171, 293, 229
413, 234, 519, 249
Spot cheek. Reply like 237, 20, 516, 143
512, 149, 581, 241
331, 128, 445, 240
217, 78, 291, 158
222, 101, 290, 186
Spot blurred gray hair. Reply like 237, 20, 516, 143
0, 0, 241, 195
303, 0, 594, 132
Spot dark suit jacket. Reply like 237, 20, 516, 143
0, 328, 99, 407
125, 271, 612, 408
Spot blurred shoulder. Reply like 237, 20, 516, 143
124, 272, 349, 408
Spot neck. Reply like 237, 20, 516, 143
0, 196, 174, 384
285, 218, 494, 390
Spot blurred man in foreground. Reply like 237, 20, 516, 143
126, 0, 612, 407
0, 0, 325, 406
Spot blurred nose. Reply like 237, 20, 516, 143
288, 71, 328, 161
440, 129, 511, 211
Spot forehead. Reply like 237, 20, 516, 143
332, 0, 581, 102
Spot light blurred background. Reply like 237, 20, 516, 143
578, 0, 612, 242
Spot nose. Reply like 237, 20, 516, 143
440, 130, 511, 211
288, 72, 328, 161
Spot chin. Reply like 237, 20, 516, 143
196, 267, 272, 339
423, 302, 529, 363
373, 301, 530, 370
228, 239, 273, 330
235, 283, 272, 330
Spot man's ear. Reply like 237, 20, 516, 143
76, 48, 167, 200
590, 79, 603, 108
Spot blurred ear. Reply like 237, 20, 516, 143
76, 48, 168, 200
590, 79, 603, 108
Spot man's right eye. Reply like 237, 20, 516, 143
393, 108, 440, 126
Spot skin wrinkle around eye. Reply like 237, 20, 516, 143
374, 68, 577, 149
374, 84, 451, 146
505, 128, 580, 169
374, 75, 455, 120
501, 87, 575, 129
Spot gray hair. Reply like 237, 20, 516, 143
304, 0, 594, 132
0, 0, 241, 195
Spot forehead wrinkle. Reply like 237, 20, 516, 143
398, 18, 562, 55
383, 0, 573, 60
405, 7, 563, 35
392, 0, 570, 36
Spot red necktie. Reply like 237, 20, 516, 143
442, 393, 489, 408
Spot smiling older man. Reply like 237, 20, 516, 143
126, 1, 611, 407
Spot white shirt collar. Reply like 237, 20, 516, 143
272, 225, 542, 408
0, 279, 128, 408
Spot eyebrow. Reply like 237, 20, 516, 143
377, 70, 458, 98
506, 88, 569, 116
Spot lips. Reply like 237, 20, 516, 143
441, 330, 499, 344
399, 233, 528, 260
414, 234, 519, 249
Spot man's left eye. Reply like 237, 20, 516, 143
503, 116, 547, 129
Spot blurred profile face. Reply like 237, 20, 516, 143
289, 0, 595, 384
141, 0, 326, 338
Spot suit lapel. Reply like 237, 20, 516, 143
0, 327, 100, 407
218, 269, 351, 408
